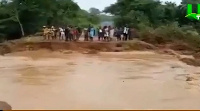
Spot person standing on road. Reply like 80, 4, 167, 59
89, 26, 95, 41
43, 26, 48, 40
54, 27, 59, 40
50, 26, 56, 40
69, 26, 74, 41
108, 26, 112, 41
119, 27, 123, 41
59, 27, 65, 40
98, 26, 104, 41
116, 27, 122, 41
88, 24, 91, 33
47, 26, 52, 40
65, 26, 70, 41
123, 25, 129, 41
109, 26, 115, 41
77, 26, 82, 41
73, 26, 78, 41
104, 26, 109, 42
84, 27, 89, 41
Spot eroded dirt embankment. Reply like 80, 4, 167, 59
0, 40, 157, 54
1, 39, 200, 67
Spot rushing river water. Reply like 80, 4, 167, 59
0, 50, 200, 109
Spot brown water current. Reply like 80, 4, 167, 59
0, 50, 200, 109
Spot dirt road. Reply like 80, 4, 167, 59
0, 50, 200, 109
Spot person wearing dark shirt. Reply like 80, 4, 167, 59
54, 27, 58, 40
115, 27, 121, 41
103, 26, 108, 41
98, 26, 104, 41
88, 24, 91, 33
65, 26, 70, 41
84, 28, 89, 41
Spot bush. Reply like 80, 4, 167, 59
139, 23, 200, 48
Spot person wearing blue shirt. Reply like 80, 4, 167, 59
89, 26, 95, 41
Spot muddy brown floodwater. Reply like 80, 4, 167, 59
0, 49, 200, 109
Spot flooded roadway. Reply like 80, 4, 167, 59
0, 50, 200, 109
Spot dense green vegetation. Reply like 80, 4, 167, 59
0, 0, 100, 41
104, 0, 199, 28
1, 0, 200, 50
104, 0, 200, 48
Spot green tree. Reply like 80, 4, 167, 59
0, 0, 101, 41
104, 0, 165, 28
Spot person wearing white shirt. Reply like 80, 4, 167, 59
104, 26, 109, 41
109, 27, 115, 41
59, 27, 65, 40
123, 26, 129, 41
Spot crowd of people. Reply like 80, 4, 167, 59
42, 25, 135, 42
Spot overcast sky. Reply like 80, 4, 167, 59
74, 0, 182, 11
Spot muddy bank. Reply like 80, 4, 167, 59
0, 40, 156, 54
0, 39, 193, 55
0, 39, 200, 67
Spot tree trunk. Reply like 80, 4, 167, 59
18, 19, 24, 37
15, 9, 24, 37
16, 16, 24, 37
